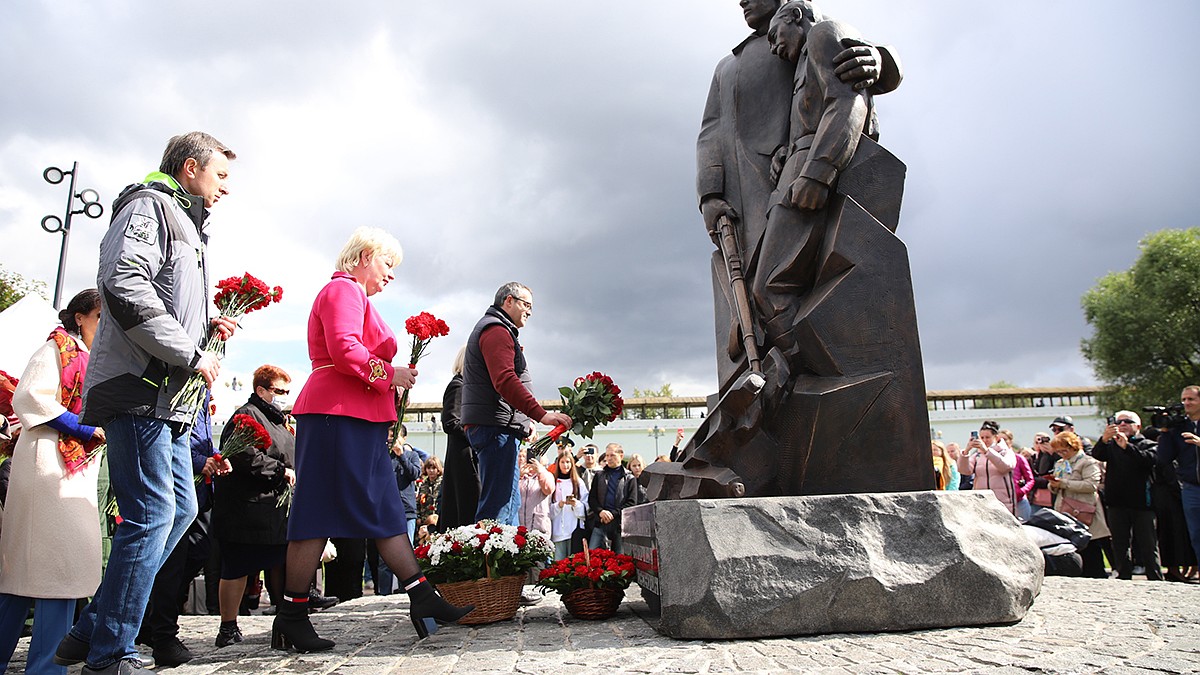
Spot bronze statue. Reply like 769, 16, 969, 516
646, 0, 932, 500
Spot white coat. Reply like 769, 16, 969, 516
0, 336, 102, 598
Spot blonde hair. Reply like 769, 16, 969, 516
931, 440, 952, 490
452, 345, 467, 376
335, 227, 403, 274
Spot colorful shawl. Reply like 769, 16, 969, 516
49, 327, 99, 473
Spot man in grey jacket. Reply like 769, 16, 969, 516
55, 132, 237, 675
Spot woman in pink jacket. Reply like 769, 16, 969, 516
275, 228, 470, 653
957, 420, 1017, 516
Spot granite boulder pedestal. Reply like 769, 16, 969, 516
622, 491, 1042, 640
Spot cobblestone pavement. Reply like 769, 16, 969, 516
12, 577, 1200, 674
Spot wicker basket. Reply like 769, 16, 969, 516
562, 587, 624, 620
435, 574, 525, 625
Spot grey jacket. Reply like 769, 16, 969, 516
81, 173, 211, 426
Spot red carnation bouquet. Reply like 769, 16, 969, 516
391, 311, 450, 442
198, 413, 272, 484
527, 371, 624, 461
173, 273, 283, 429
535, 544, 636, 595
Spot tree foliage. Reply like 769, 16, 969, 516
974, 380, 1034, 409
630, 383, 681, 419
0, 264, 47, 312
1082, 228, 1200, 412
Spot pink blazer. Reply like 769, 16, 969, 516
292, 272, 398, 423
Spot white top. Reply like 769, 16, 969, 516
548, 477, 588, 542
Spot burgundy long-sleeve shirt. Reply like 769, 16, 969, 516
479, 325, 547, 423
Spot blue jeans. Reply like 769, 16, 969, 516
1180, 482, 1200, 566
467, 426, 520, 523
0, 595, 74, 675
69, 415, 196, 669
553, 540, 572, 561
497, 460, 521, 527
589, 522, 622, 555
1015, 498, 1032, 522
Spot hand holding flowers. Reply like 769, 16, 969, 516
528, 371, 624, 461
199, 413, 272, 484
173, 273, 283, 429
391, 311, 450, 442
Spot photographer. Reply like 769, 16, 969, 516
1093, 411, 1161, 580
1156, 386, 1200, 566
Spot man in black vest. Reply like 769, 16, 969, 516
461, 282, 572, 523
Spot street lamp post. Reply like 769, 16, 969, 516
648, 424, 664, 454
428, 415, 440, 458
41, 162, 103, 309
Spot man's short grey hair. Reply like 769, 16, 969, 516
159, 131, 236, 177
493, 282, 530, 308
1114, 410, 1141, 427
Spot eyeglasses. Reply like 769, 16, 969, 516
510, 296, 533, 312
269, 387, 290, 396
1049, 425, 1065, 431
1116, 419, 1136, 425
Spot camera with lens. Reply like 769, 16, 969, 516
1142, 402, 1188, 430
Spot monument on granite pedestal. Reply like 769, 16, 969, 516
633, 0, 1042, 639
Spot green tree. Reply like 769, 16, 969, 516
631, 383, 681, 419
0, 264, 47, 312
1082, 228, 1200, 412
974, 380, 1034, 409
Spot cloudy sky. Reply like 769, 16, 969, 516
2, 1, 1198, 410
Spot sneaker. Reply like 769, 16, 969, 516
81, 657, 152, 674
518, 589, 542, 606
151, 636, 194, 667
53, 632, 90, 666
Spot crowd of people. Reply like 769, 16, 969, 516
937, 410, 1200, 582
0, 131, 1197, 674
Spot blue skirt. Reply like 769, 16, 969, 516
287, 414, 408, 540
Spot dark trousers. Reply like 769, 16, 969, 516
1108, 507, 1162, 579
140, 510, 211, 644
324, 538, 366, 602
1081, 536, 1111, 578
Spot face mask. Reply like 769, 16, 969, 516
272, 396, 290, 411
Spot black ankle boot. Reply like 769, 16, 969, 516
403, 575, 474, 638
271, 593, 335, 652
215, 620, 243, 648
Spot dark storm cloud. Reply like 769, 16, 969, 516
2, 1, 1200, 402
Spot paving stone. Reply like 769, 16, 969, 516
20, 579, 1200, 674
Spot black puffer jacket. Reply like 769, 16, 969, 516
211, 394, 295, 545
